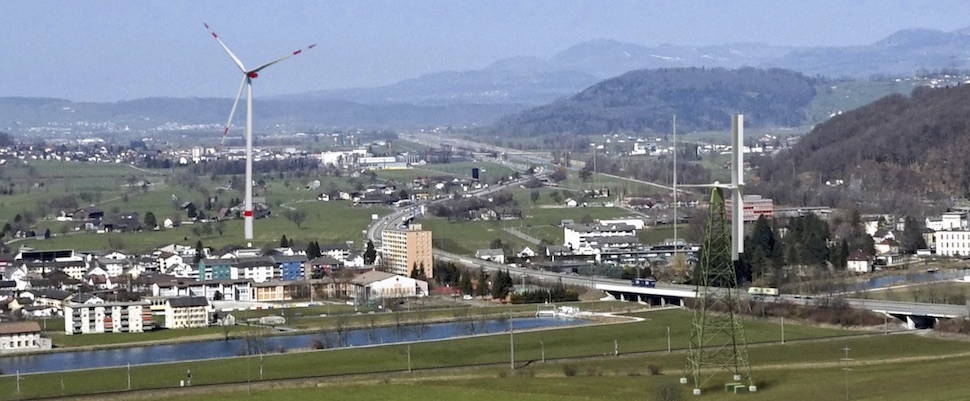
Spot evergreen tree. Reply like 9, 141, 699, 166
43, 228, 51, 239
193, 240, 205, 264
144, 212, 157, 229
306, 241, 321, 259
280, 235, 289, 248
459, 270, 473, 294
475, 269, 489, 298
901, 216, 927, 254
186, 203, 197, 219
364, 240, 377, 265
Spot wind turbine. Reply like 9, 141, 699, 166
204, 22, 315, 244
678, 114, 745, 261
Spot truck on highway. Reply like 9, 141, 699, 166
747, 287, 779, 297
631, 278, 657, 287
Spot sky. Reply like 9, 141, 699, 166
3, 0, 970, 101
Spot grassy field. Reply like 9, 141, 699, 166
16, 200, 388, 252
153, 339, 970, 401
0, 308, 863, 399
861, 281, 970, 305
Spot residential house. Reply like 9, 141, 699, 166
0, 321, 51, 353
475, 249, 505, 264
64, 300, 153, 335
517, 247, 536, 259
847, 250, 873, 273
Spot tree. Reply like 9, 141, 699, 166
459, 270, 473, 294
475, 269, 489, 298
363, 240, 377, 265
491, 269, 514, 299
901, 216, 927, 254
306, 241, 321, 259
280, 235, 290, 248
579, 164, 593, 182
43, 228, 51, 239
186, 203, 197, 219
144, 212, 157, 229
284, 209, 307, 228
549, 167, 568, 182
193, 240, 205, 264
530, 189, 540, 204
410, 262, 427, 280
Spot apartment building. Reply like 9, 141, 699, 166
381, 224, 433, 277
162, 297, 211, 329
64, 300, 153, 335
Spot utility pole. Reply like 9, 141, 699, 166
614, 338, 618, 356
672, 114, 677, 246
407, 344, 412, 373
667, 326, 670, 354
509, 310, 515, 370
16, 370, 20, 395
781, 317, 785, 344
540, 340, 545, 363
127, 363, 131, 390
259, 354, 264, 380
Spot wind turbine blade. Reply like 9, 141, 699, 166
221, 76, 247, 145
250, 43, 317, 73
203, 22, 246, 72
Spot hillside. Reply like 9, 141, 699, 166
487, 67, 817, 136
756, 84, 970, 211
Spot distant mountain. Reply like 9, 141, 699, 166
770, 28, 970, 77
550, 39, 791, 78
756, 84, 970, 210
287, 67, 599, 106
487, 67, 817, 136
0, 97, 523, 136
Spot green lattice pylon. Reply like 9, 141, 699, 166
682, 187, 754, 395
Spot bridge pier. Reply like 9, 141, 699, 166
906, 316, 916, 330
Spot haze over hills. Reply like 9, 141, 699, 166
487, 67, 818, 136
756, 84, 970, 211
6, 25, 970, 137
280, 26, 970, 107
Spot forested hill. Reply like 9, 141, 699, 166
486, 67, 817, 136
756, 84, 970, 210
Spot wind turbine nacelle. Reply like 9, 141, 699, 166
247, 71, 259, 78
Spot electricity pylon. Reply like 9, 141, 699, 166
680, 115, 755, 395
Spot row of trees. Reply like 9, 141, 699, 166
737, 211, 927, 286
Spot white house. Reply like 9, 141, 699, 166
846, 250, 873, 273
475, 249, 505, 264
517, 247, 536, 259
0, 321, 51, 353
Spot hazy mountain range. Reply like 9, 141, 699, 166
4, 26, 970, 136
284, 26, 970, 106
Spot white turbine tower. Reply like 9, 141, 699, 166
679, 114, 745, 261
204, 23, 316, 244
